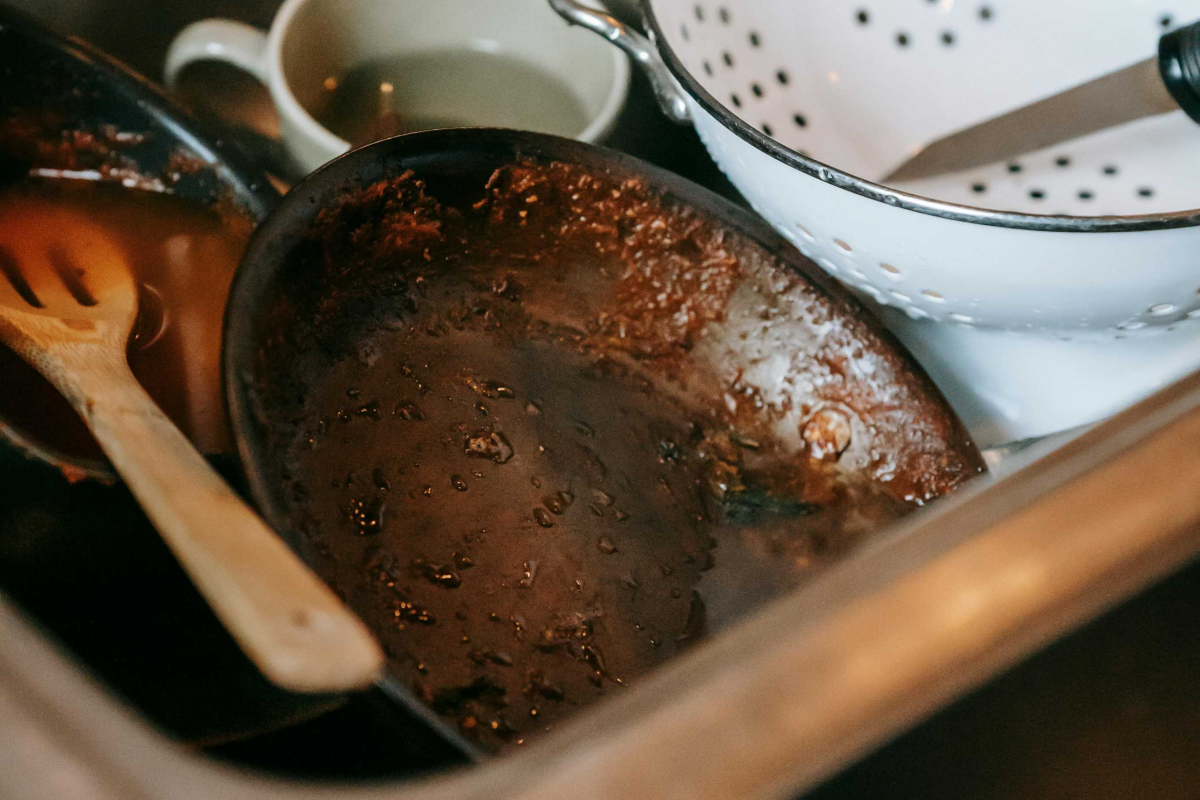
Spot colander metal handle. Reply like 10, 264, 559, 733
548, 0, 690, 124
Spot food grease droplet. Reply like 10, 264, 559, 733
394, 400, 425, 420
465, 376, 516, 399
470, 649, 514, 667
533, 508, 555, 528
411, 558, 462, 588
465, 428, 514, 463
355, 400, 382, 420
451, 474, 468, 491
345, 496, 385, 535
372, 467, 391, 491
803, 408, 852, 459
519, 560, 539, 588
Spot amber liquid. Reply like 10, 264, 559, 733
313, 49, 592, 147
0, 180, 249, 460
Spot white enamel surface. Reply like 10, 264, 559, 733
661, 0, 1200, 215
647, 0, 1200, 444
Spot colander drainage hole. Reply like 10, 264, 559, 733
1029, 189, 1045, 200
1138, 187, 1155, 198
718, 6, 730, 23
941, 31, 955, 46
1103, 165, 1118, 176
694, 4, 704, 22
1055, 156, 1071, 167
751, 82, 764, 98
776, 69, 790, 85
722, 51, 734, 67
856, 9, 869, 25
971, 182, 987, 193
979, 5, 994, 21
749, 31, 761, 47
703, 61, 713, 76
1161, 14, 1174, 28
1078, 190, 1094, 201
921, 290, 945, 302
794, 224, 815, 242
879, 263, 902, 278
793, 113, 807, 128
761, 122, 773, 136
731, 93, 741, 108
834, 238, 852, 252
681, 24, 689, 41
896, 32, 911, 47
1007, 163, 1022, 173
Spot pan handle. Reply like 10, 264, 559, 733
548, 0, 691, 124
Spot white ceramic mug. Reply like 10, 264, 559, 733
165, 0, 629, 175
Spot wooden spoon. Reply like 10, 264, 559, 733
0, 200, 383, 693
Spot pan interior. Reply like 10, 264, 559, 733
239, 154, 980, 752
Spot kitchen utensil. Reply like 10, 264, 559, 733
551, 0, 1200, 446
0, 206, 383, 694
885, 19, 1200, 183
0, 3, 372, 743
163, 0, 630, 176
222, 127, 983, 752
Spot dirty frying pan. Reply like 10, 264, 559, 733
225, 129, 984, 755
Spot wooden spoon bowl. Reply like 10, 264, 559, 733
0, 198, 383, 694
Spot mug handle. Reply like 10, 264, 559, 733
164, 19, 270, 89
163, 20, 301, 178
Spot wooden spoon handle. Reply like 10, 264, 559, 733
79, 361, 383, 693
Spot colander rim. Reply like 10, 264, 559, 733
642, 0, 1200, 233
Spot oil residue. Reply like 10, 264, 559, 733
0, 180, 248, 458
289, 321, 904, 752
270, 161, 977, 752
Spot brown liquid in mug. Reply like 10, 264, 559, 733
0, 180, 249, 461
313, 50, 592, 147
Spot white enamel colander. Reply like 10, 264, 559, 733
551, 0, 1200, 446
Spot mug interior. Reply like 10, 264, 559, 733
279, 0, 623, 142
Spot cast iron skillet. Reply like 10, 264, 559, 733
225, 128, 984, 756
0, 4, 360, 748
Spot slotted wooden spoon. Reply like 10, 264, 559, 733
0, 199, 382, 693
